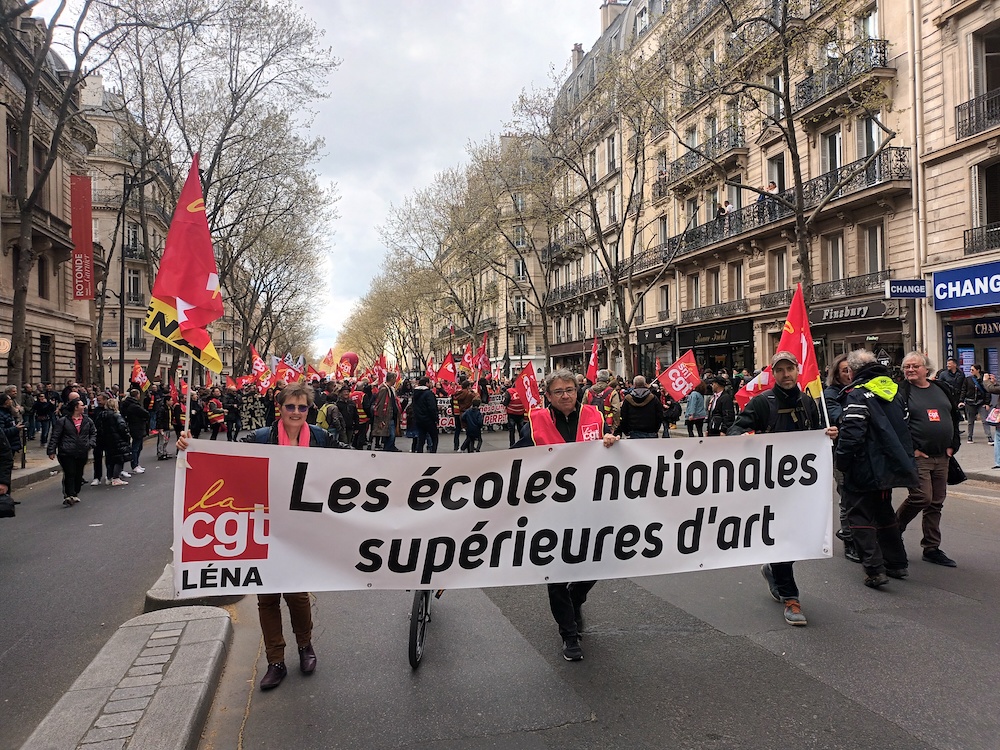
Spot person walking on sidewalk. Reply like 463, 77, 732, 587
46, 397, 96, 506
964, 364, 993, 445
984, 374, 1000, 469
178, 382, 336, 691
727, 351, 839, 626
514, 368, 619, 662
896, 352, 962, 568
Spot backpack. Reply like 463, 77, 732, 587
664, 399, 682, 423
763, 391, 816, 433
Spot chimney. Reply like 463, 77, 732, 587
81, 74, 104, 107
572, 43, 585, 70
600, 0, 626, 34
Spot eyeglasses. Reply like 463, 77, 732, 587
549, 388, 576, 397
282, 403, 310, 413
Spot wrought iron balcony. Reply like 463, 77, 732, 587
476, 316, 497, 332
125, 293, 146, 307
127, 337, 147, 350
811, 270, 891, 301
509, 311, 539, 326
665, 126, 746, 185
681, 299, 749, 324
661, 147, 910, 262
794, 39, 889, 112
550, 270, 609, 303
123, 244, 146, 260
759, 288, 794, 310
677, 0, 721, 38
964, 221, 1000, 255
597, 321, 619, 335
658, 310, 671, 321
616, 246, 664, 277
956, 89, 1000, 140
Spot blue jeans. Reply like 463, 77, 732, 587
39, 420, 51, 444
130, 436, 143, 469
26, 413, 36, 439
382, 421, 396, 451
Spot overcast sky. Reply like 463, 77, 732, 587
302, 1, 599, 356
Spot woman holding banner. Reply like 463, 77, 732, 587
178, 381, 336, 691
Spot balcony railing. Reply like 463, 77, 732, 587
125, 293, 146, 307
665, 126, 746, 184
812, 270, 891, 301
681, 299, 749, 324
652, 176, 671, 201
476, 316, 497, 332
661, 147, 911, 262
123, 244, 146, 260
658, 310, 671, 321
550, 270, 609, 303
616, 246, 663, 277
964, 221, 1000, 255
794, 39, 889, 112
127, 338, 147, 350
759, 288, 794, 310
678, 0, 721, 38
956, 89, 1000, 140
510, 311, 539, 326
597, 321, 620, 335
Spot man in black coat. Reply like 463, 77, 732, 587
836, 350, 918, 588
119, 389, 149, 475
707, 377, 736, 436
410, 377, 440, 453
614, 375, 663, 438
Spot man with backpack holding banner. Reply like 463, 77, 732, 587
728, 351, 839, 626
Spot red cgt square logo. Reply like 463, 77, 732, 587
181, 453, 270, 562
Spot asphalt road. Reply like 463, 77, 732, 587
0, 456, 175, 750
197, 432, 1000, 750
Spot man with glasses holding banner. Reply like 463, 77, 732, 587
514, 368, 619, 662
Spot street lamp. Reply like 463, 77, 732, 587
117, 171, 137, 390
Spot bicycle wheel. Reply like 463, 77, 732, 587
408, 590, 431, 669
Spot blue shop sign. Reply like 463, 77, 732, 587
884, 279, 926, 298
933, 259, 1000, 311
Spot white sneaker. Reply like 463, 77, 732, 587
111, 478, 128, 486
91, 479, 101, 486
120, 471, 131, 478
134, 466, 146, 474
103, 478, 111, 486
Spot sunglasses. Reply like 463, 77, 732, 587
282, 403, 310, 413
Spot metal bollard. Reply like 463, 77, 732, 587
19, 424, 26, 469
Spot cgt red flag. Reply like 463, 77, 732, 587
425, 356, 435, 380
586, 336, 599, 383
513, 361, 542, 411
436, 352, 457, 383
657, 349, 700, 400
226, 376, 237, 389
143, 153, 224, 371
131, 360, 150, 392
459, 343, 475, 376
735, 283, 823, 409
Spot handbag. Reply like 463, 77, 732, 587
985, 407, 1000, 426
0, 493, 15, 518
947, 456, 967, 486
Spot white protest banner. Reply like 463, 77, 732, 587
173, 432, 833, 597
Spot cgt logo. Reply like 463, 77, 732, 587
181, 453, 270, 562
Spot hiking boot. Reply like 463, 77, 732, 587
864, 572, 890, 588
843, 540, 862, 564
783, 598, 807, 626
761, 564, 780, 602
885, 568, 909, 579
923, 549, 957, 567
562, 636, 584, 661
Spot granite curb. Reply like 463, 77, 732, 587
144, 563, 244, 613
20, 606, 232, 750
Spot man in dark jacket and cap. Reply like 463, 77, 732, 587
614, 375, 663, 438
836, 349, 918, 588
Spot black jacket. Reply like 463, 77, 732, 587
935, 368, 966, 401
96, 410, 132, 459
47, 415, 97, 458
835, 363, 918, 492
120, 397, 149, 438
336, 396, 360, 433
0, 430, 12, 488
615, 387, 663, 435
410, 387, 439, 428
707, 390, 736, 434
728, 384, 821, 435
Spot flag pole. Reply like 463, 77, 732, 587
817, 383, 831, 429
184, 352, 195, 441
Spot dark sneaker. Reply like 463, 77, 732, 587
783, 598, 807, 626
864, 572, 890, 588
885, 568, 909, 579
923, 549, 957, 567
259, 662, 287, 690
844, 541, 862, 564
562, 636, 584, 661
761, 564, 780, 602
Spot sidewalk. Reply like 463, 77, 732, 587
9, 433, 162, 492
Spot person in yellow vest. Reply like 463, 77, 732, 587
514, 368, 619, 662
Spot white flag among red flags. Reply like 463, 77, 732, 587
425, 356, 435, 380
735, 283, 823, 409
586, 336, 599, 383
142, 154, 225, 372
513, 361, 542, 411
656, 349, 701, 400
436, 351, 457, 383
131, 360, 150, 392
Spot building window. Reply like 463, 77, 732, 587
513, 297, 527, 321
32, 141, 47, 209
730, 262, 745, 299
574, 258, 583, 280
608, 188, 618, 223
707, 267, 721, 305
128, 318, 143, 349
39, 334, 53, 383
606, 134, 616, 172
514, 257, 527, 280
857, 114, 882, 158
824, 234, 845, 281
555, 318, 563, 344
565, 315, 573, 340
514, 331, 528, 356
6, 124, 18, 194
513, 225, 526, 248
635, 295, 645, 323
704, 113, 718, 141
37, 255, 49, 299
688, 273, 701, 308
974, 162, 1000, 226
727, 175, 743, 210
686, 196, 699, 227
766, 71, 784, 120
857, 5, 879, 39
592, 306, 600, 334
772, 248, 788, 291
588, 149, 597, 182
767, 153, 786, 191
576, 311, 586, 337
821, 127, 842, 173
512, 192, 525, 212
658, 215, 669, 244
862, 223, 884, 272
659, 284, 670, 315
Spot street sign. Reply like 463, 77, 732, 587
885, 279, 927, 299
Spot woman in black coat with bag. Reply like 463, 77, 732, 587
98, 398, 133, 486
46, 398, 96, 506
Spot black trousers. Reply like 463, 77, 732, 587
58, 455, 87, 498
769, 561, 798, 600
845, 487, 907, 574
547, 580, 595, 639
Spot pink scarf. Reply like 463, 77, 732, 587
277, 420, 311, 447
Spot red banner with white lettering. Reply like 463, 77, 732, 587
656, 349, 701, 400
70, 175, 94, 300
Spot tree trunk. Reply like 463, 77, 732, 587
7, 219, 35, 386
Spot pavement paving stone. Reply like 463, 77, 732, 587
160, 639, 227, 687
116, 674, 163, 689
145, 636, 178, 647
77, 739, 127, 750
108, 685, 157, 702
69, 626, 154, 691
102, 696, 151, 714
132, 654, 171, 666
149, 629, 183, 639
125, 665, 165, 677
94, 709, 143, 728
139, 646, 174, 658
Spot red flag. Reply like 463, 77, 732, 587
586, 336, 599, 383
131, 360, 150, 392
204, 374, 214, 389
475, 331, 489, 370
226, 375, 237, 389
459, 343, 475, 375
169, 380, 179, 402
436, 352, 457, 383
374, 353, 388, 385
655, 357, 662, 379
274, 360, 302, 383
248, 344, 276, 393
321, 348, 337, 372
180, 378, 189, 397
735, 283, 822, 409
306, 365, 322, 382
425, 356, 435, 380
144, 154, 224, 371
235, 375, 253, 389
656, 349, 700, 400
513, 362, 542, 411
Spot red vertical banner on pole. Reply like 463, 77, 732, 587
70, 175, 94, 300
